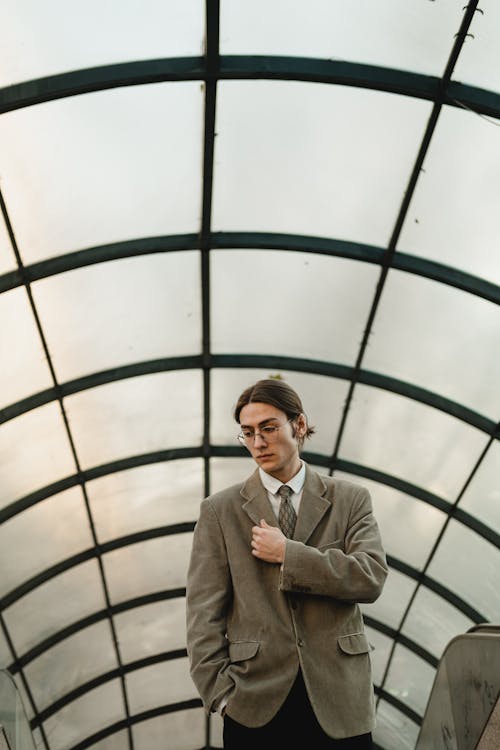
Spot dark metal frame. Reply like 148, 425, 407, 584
1, 1, 498, 748
1, 58, 499, 121
2, 233, 498, 305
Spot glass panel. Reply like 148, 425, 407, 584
213, 81, 430, 246
0, 0, 204, 86
0, 632, 11, 669
453, 0, 500, 93
364, 270, 500, 417
31, 729, 44, 750
0, 487, 92, 599
0, 215, 15, 274
340, 385, 489, 500
88, 459, 204, 543
0, 670, 36, 750
10, 674, 33, 722
361, 569, 416, 630
25, 621, 117, 711
211, 250, 378, 368
209, 456, 256, 495
334, 472, 446, 569
0, 287, 53, 410
384, 644, 436, 716
65, 369, 203, 469
398, 104, 500, 285
33, 251, 201, 382
459, 441, 500, 530
126, 657, 196, 714
221, 0, 462, 76
374, 699, 419, 750
103, 534, 192, 605
114, 598, 186, 664
132, 709, 205, 750
402, 586, 474, 659
363, 626, 392, 687
427, 520, 500, 622
211, 367, 351, 456
41, 680, 123, 750
0, 403, 75, 510
0, 82, 203, 264
3, 560, 106, 655
86, 730, 128, 750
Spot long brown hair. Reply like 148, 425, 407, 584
234, 379, 315, 447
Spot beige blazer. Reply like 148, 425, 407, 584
186, 464, 388, 739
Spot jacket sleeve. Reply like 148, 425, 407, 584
186, 498, 234, 713
279, 486, 388, 602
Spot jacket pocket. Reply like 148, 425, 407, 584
337, 632, 371, 655
229, 640, 260, 663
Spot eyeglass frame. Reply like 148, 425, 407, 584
237, 417, 295, 446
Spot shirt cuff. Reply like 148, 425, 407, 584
214, 693, 230, 716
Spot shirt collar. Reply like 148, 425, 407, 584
259, 461, 306, 496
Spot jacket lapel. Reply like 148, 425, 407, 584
293, 465, 331, 544
240, 469, 278, 527
240, 465, 331, 542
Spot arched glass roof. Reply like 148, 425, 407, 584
0, 2, 499, 749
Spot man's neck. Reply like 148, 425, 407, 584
267, 459, 302, 485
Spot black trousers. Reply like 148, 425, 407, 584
223, 671, 373, 749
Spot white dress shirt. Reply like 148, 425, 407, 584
258, 461, 306, 521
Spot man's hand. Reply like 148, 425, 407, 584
251, 519, 286, 563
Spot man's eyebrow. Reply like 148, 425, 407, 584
240, 418, 279, 428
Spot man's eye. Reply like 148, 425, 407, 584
242, 430, 254, 438
262, 426, 277, 434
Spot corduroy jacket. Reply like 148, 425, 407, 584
186, 464, 388, 739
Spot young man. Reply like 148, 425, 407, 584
186, 379, 388, 748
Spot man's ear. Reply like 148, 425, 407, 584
293, 413, 307, 439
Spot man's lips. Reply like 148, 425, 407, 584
256, 454, 273, 460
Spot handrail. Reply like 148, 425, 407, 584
416, 627, 500, 750
0, 671, 36, 750
0, 726, 13, 750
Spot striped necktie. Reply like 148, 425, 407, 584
278, 485, 296, 538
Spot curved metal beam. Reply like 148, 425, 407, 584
66, 699, 202, 750
1, 445, 498, 550
10, 589, 187, 670
57, 694, 412, 750
0, 523, 195, 610
29, 627, 429, 730
0, 56, 499, 120
0, 355, 496, 438
1, 232, 498, 306
0, 58, 204, 114
212, 354, 496, 435
363, 615, 438, 669
1, 520, 485, 640
0, 446, 201, 523
30, 648, 190, 728
387, 555, 484, 623
0, 235, 198, 294
0, 167, 136, 750
374, 686, 421, 726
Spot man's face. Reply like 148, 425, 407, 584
238, 401, 303, 483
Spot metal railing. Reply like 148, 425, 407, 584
416, 625, 500, 750
0, 671, 36, 750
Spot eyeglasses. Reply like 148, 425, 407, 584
237, 418, 294, 446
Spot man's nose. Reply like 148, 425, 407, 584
253, 431, 267, 445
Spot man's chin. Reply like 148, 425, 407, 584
256, 454, 274, 466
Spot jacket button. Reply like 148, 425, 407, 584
297, 639, 304, 647
291, 600, 297, 610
